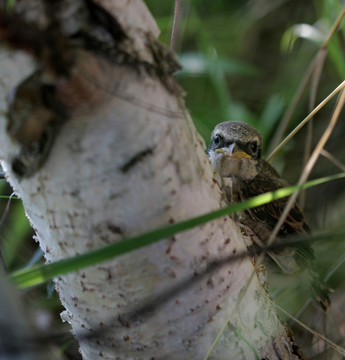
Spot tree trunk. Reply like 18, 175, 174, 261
0, 1, 299, 359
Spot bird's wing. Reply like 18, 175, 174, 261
238, 162, 315, 265
240, 160, 310, 235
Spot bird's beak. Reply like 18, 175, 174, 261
215, 143, 252, 159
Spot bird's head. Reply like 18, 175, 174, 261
208, 121, 263, 172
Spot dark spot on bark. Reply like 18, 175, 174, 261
70, 189, 80, 197
118, 314, 125, 326
11, 156, 27, 177
207, 278, 214, 287
165, 268, 176, 278
107, 224, 123, 235
123, 335, 130, 341
120, 147, 154, 173
85, 0, 127, 41
80, 280, 95, 292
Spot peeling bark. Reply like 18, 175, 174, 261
0, 1, 301, 359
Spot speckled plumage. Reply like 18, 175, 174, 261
208, 121, 330, 310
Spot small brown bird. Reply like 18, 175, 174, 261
208, 121, 330, 310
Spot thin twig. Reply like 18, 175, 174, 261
300, 48, 327, 207
266, 80, 345, 162
324, 252, 345, 282
265, 88, 345, 249
0, 192, 15, 274
276, 303, 345, 356
170, 0, 181, 51
267, 54, 316, 154
323, 6, 345, 47
267, 6, 345, 157
320, 149, 345, 172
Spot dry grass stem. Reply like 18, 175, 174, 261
266, 80, 345, 162
170, 0, 181, 50
320, 149, 345, 172
276, 303, 345, 356
266, 87, 345, 248
300, 49, 327, 206
268, 6, 345, 156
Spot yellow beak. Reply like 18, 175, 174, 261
215, 143, 252, 159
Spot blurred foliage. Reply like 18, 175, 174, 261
1, 0, 345, 358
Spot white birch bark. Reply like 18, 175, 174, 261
0, 1, 300, 359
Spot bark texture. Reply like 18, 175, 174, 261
0, 1, 300, 359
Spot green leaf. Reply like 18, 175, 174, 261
281, 24, 325, 53
177, 52, 258, 77
9, 172, 345, 289
6, 0, 16, 10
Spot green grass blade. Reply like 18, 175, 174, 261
9, 172, 345, 289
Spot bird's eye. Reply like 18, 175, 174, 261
250, 141, 258, 154
214, 134, 222, 146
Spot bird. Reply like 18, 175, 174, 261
207, 120, 330, 311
